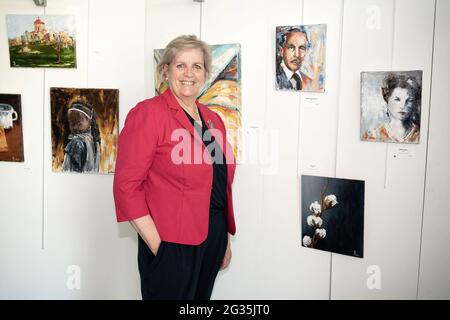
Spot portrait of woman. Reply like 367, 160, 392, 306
113, 35, 236, 300
361, 71, 422, 144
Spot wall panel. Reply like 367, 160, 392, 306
41, 0, 145, 299
0, 0, 45, 299
418, 0, 450, 300
333, 0, 434, 299
201, 0, 275, 299
144, 0, 200, 99
333, 0, 396, 299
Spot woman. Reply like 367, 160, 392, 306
363, 73, 421, 143
113, 35, 236, 300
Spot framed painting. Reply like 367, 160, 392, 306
301, 175, 365, 258
0, 94, 24, 162
6, 15, 76, 68
276, 24, 326, 92
361, 70, 422, 144
50, 88, 119, 174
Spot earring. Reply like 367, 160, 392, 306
386, 109, 390, 117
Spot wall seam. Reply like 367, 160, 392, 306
199, 2, 203, 39
390, 0, 396, 64
87, 0, 90, 87
297, 0, 304, 173
329, 0, 346, 300
333, 0, 344, 179
384, 0, 397, 189
144, 0, 148, 100
416, 0, 438, 300
259, 11, 271, 299
41, 5, 46, 251
296, 0, 306, 299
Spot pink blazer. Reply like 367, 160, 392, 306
113, 89, 236, 245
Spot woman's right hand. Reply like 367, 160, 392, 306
150, 240, 162, 256
129, 215, 162, 256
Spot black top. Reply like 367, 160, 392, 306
183, 109, 228, 212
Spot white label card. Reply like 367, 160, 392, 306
303, 161, 321, 174
301, 95, 321, 108
393, 146, 415, 159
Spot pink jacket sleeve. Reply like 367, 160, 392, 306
113, 101, 159, 222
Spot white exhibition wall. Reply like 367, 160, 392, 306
0, 0, 448, 299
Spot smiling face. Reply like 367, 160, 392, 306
387, 87, 414, 121
164, 48, 206, 103
281, 31, 308, 72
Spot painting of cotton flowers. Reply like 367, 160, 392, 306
301, 175, 365, 258
6, 15, 76, 68
154, 43, 242, 160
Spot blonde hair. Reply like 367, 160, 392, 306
156, 35, 211, 79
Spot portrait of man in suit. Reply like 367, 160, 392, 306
276, 25, 326, 92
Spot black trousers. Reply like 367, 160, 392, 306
137, 210, 228, 300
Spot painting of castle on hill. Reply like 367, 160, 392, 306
6, 15, 76, 68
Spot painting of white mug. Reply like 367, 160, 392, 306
0, 94, 24, 162
0, 103, 18, 129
